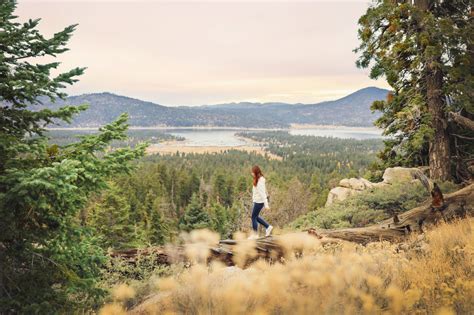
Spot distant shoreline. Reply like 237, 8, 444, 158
46, 124, 381, 132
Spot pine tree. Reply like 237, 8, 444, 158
309, 172, 327, 209
149, 201, 167, 245
213, 173, 233, 206
88, 184, 136, 249
0, 1, 146, 312
355, 0, 473, 181
141, 190, 167, 245
213, 173, 226, 204
236, 175, 248, 194
179, 193, 211, 231
209, 203, 229, 237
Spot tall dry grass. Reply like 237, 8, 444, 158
101, 219, 474, 315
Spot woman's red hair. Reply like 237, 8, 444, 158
252, 165, 264, 187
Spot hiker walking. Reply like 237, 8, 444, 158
248, 165, 273, 239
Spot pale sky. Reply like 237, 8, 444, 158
17, 0, 388, 106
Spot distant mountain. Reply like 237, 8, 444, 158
38, 87, 389, 128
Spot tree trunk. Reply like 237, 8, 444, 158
426, 62, 451, 181
414, 0, 451, 181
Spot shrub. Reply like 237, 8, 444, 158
290, 181, 459, 230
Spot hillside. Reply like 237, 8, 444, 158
38, 87, 389, 128
99, 174, 474, 314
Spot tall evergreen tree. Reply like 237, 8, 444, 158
213, 173, 233, 206
141, 190, 167, 245
179, 193, 211, 231
356, 0, 473, 181
209, 203, 230, 237
309, 172, 328, 209
88, 184, 136, 249
0, 1, 146, 312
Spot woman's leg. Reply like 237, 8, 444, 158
256, 216, 269, 229
251, 203, 264, 231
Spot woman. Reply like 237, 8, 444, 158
248, 165, 273, 239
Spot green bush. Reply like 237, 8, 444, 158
290, 181, 459, 230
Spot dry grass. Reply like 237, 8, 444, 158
101, 219, 474, 315
145, 142, 282, 160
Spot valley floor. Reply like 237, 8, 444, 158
145, 141, 282, 160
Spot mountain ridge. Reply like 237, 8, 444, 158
38, 86, 389, 128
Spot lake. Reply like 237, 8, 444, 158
165, 129, 248, 147
156, 127, 383, 147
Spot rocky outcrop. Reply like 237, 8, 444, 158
381, 167, 420, 185
325, 167, 422, 206
325, 187, 359, 206
339, 177, 375, 190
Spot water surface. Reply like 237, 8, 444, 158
155, 127, 383, 147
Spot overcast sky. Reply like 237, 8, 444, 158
17, 0, 388, 106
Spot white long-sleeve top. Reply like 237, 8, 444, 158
252, 176, 269, 209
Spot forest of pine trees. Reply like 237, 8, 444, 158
0, 0, 472, 313
81, 134, 382, 249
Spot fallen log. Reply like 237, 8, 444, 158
310, 183, 473, 244
111, 182, 474, 267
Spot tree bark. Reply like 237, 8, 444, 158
426, 62, 451, 181
413, 0, 452, 181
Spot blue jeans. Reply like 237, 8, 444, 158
251, 202, 269, 231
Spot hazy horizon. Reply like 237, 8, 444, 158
17, 0, 389, 106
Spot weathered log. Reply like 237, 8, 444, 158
449, 112, 474, 132
109, 246, 186, 265
110, 183, 474, 267
309, 183, 473, 244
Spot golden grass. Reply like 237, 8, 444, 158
145, 142, 282, 160
103, 219, 474, 315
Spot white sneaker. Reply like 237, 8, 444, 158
247, 233, 258, 240
265, 225, 273, 237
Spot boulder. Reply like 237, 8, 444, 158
325, 186, 362, 206
382, 167, 419, 185
338, 178, 351, 189
349, 178, 367, 190
339, 178, 372, 191
325, 167, 422, 206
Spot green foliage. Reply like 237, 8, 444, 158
0, 1, 146, 312
141, 191, 168, 245
309, 172, 328, 209
292, 182, 433, 230
209, 203, 232, 238
179, 193, 211, 231
355, 0, 473, 180
86, 133, 384, 242
213, 173, 234, 207
88, 184, 138, 250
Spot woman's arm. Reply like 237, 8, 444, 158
257, 177, 269, 209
